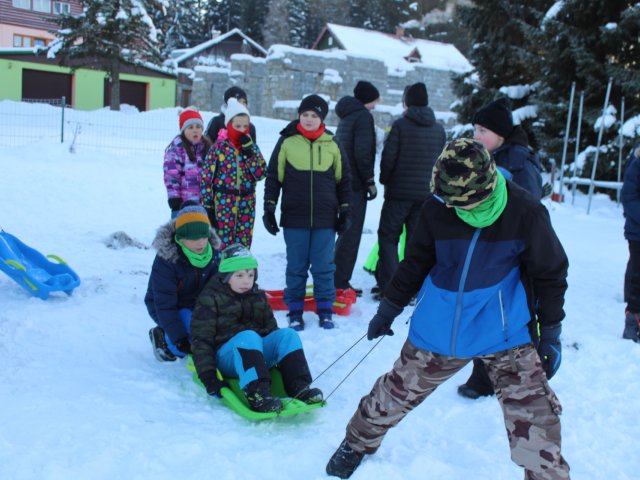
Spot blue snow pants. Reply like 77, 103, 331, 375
165, 308, 192, 357
216, 329, 303, 389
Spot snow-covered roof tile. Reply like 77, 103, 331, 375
325, 23, 472, 73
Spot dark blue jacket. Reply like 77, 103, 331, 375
385, 182, 568, 357
622, 146, 640, 241
493, 126, 543, 199
144, 221, 220, 343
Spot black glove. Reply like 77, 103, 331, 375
168, 197, 182, 212
205, 376, 229, 398
239, 133, 254, 154
336, 207, 351, 234
263, 202, 280, 236
175, 339, 192, 355
367, 298, 403, 340
537, 324, 562, 379
542, 182, 553, 198
366, 178, 377, 201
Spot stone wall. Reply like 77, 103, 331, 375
191, 46, 460, 127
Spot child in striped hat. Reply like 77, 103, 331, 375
145, 201, 220, 362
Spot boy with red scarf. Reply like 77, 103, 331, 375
201, 98, 267, 251
263, 94, 352, 330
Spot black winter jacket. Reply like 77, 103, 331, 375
206, 113, 257, 144
335, 96, 376, 191
380, 105, 446, 202
144, 221, 220, 343
493, 126, 543, 199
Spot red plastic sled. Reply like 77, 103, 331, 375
264, 287, 357, 316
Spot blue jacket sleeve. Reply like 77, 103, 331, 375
622, 149, 640, 226
148, 256, 188, 343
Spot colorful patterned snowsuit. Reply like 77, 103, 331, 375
201, 135, 266, 250
163, 135, 209, 204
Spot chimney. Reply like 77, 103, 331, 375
395, 25, 405, 39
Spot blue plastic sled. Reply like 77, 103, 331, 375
0, 230, 80, 300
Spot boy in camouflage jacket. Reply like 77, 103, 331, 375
190, 244, 322, 413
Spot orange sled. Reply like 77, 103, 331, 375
264, 287, 357, 316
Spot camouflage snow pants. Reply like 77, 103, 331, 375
345, 340, 570, 480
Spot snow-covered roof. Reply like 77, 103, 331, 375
173, 28, 267, 65
322, 23, 472, 74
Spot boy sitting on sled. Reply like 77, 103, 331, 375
190, 243, 323, 413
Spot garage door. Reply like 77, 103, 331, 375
22, 69, 72, 105
104, 79, 147, 111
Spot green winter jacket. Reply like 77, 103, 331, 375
191, 275, 278, 390
264, 120, 352, 229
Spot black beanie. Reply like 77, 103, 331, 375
354, 80, 380, 104
224, 86, 248, 104
404, 82, 429, 107
472, 98, 514, 138
298, 94, 329, 121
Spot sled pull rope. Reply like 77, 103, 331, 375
323, 336, 386, 402
282, 333, 367, 408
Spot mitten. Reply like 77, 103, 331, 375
366, 178, 378, 201
205, 376, 229, 397
336, 206, 351, 234
537, 324, 562, 379
238, 133, 254, 154
263, 201, 280, 236
367, 298, 403, 340
168, 197, 182, 212
175, 339, 192, 355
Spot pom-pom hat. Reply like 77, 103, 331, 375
179, 108, 204, 132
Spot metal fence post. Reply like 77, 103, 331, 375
571, 92, 584, 205
60, 96, 65, 144
558, 82, 575, 199
617, 97, 625, 206
587, 78, 613, 215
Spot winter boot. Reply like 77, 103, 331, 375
287, 301, 305, 331
457, 359, 494, 399
243, 380, 283, 413
278, 349, 323, 403
326, 438, 365, 479
149, 327, 176, 362
317, 300, 335, 329
623, 311, 640, 343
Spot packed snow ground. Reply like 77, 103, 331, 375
1, 103, 638, 480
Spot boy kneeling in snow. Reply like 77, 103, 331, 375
190, 244, 322, 413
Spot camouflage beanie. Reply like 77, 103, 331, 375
430, 138, 497, 207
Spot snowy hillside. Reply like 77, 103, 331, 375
0, 102, 638, 479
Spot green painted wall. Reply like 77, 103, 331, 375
0, 58, 176, 110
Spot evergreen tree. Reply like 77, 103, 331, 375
263, 0, 309, 47
450, 0, 554, 148
205, 0, 243, 34
158, 0, 207, 54
263, 0, 289, 46
533, 0, 640, 178
306, 0, 350, 47
48, 0, 165, 111
242, 0, 270, 44
288, 0, 309, 47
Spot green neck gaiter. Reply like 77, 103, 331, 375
454, 171, 507, 228
176, 237, 213, 268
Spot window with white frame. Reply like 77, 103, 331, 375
53, 1, 70, 14
12, 0, 31, 9
33, 0, 51, 13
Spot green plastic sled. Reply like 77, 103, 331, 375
186, 356, 325, 420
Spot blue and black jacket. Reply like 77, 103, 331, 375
384, 182, 568, 357
622, 146, 640, 242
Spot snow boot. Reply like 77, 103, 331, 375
623, 311, 640, 343
457, 359, 494, 399
326, 438, 365, 479
243, 380, 282, 413
278, 349, 324, 404
287, 301, 305, 331
317, 300, 335, 329
336, 282, 363, 297
149, 327, 176, 362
